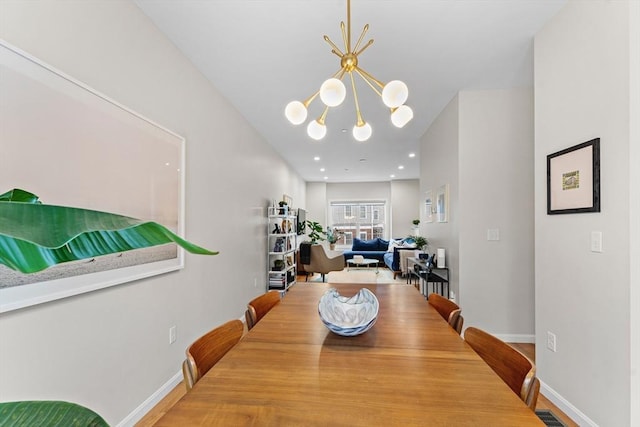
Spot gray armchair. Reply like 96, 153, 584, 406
303, 244, 345, 282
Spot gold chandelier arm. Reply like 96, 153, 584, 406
302, 91, 320, 108
334, 67, 347, 79
354, 67, 382, 97
324, 35, 344, 57
354, 66, 385, 89
346, 0, 351, 52
354, 39, 374, 57
330, 49, 343, 59
340, 21, 349, 53
349, 71, 365, 126
353, 24, 369, 53
317, 105, 330, 125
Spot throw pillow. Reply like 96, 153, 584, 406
387, 238, 403, 252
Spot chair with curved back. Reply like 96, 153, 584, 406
304, 244, 346, 282
464, 326, 540, 410
427, 293, 463, 334
182, 319, 244, 392
245, 290, 282, 330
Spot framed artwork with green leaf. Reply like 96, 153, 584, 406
0, 41, 210, 312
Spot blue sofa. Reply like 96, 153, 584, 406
343, 237, 416, 275
343, 237, 389, 264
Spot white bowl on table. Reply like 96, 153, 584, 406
318, 288, 379, 336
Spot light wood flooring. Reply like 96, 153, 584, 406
136, 342, 577, 426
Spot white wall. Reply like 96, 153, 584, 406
458, 89, 535, 339
390, 179, 420, 238
420, 89, 535, 339
535, 1, 636, 425
630, 3, 640, 425
0, 1, 305, 425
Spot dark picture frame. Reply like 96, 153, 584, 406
547, 138, 600, 215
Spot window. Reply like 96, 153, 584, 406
329, 201, 386, 247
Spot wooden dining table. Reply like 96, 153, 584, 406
155, 283, 543, 426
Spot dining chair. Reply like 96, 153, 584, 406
245, 290, 282, 330
182, 319, 244, 392
464, 326, 540, 410
427, 293, 463, 334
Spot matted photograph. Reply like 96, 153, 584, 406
0, 41, 186, 312
547, 138, 600, 215
436, 184, 449, 223
424, 190, 434, 223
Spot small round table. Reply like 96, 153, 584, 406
346, 258, 379, 273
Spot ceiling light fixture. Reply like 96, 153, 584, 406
284, 0, 413, 142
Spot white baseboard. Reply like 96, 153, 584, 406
116, 370, 182, 427
494, 333, 535, 343
540, 380, 599, 427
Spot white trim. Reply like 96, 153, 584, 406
494, 334, 534, 343
629, 1, 640, 425
116, 370, 182, 427
540, 380, 599, 427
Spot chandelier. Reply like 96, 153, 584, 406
284, 0, 413, 142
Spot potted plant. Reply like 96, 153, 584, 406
412, 219, 420, 226
304, 220, 326, 244
273, 259, 285, 271
278, 200, 288, 215
408, 235, 428, 251
326, 226, 344, 250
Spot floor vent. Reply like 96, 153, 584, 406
535, 409, 567, 427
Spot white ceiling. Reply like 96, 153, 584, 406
134, 0, 566, 183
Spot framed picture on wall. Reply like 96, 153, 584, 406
0, 41, 186, 313
436, 184, 449, 223
424, 190, 434, 223
547, 138, 600, 214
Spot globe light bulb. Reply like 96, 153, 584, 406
352, 122, 372, 142
382, 80, 408, 108
319, 78, 346, 107
391, 105, 414, 128
307, 119, 327, 140
285, 100, 308, 125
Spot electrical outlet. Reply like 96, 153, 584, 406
547, 331, 556, 352
169, 325, 177, 344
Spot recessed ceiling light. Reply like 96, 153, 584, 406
398, 165, 404, 170
409, 153, 416, 158
390, 174, 395, 178
320, 167, 325, 172
314, 156, 320, 161
341, 129, 348, 133
324, 176, 329, 180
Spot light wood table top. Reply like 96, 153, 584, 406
156, 283, 543, 426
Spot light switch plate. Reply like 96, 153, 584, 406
591, 231, 602, 253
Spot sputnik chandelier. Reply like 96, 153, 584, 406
284, 0, 413, 142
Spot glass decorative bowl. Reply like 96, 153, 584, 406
318, 288, 379, 336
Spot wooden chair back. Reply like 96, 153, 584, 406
428, 293, 462, 334
245, 290, 281, 330
464, 326, 540, 410
183, 319, 244, 391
